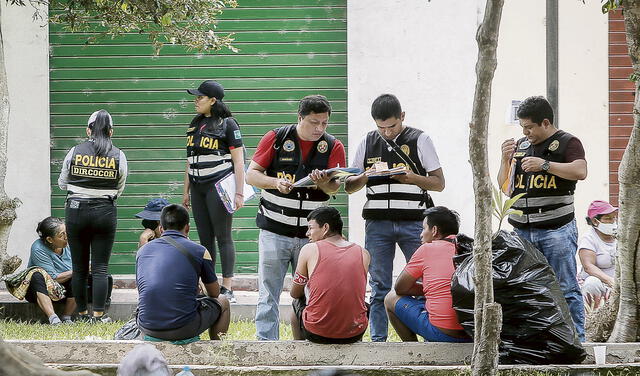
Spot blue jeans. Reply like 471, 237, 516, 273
365, 219, 423, 342
514, 220, 585, 342
395, 296, 472, 343
255, 229, 308, 340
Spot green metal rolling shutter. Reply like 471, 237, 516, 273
49, 0, 347, 274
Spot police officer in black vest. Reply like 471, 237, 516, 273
498, 96, 587, 341
246, 95, 346, 340
345, 94, 445, 342
58, 109, 128, 322
182, 80, 245, 304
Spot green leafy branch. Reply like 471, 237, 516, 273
491, 185, 525, 233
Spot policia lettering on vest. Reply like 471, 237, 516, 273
246, 95, 347, 340
345, 94, 445, 342
182, 80, 245, 304
498, 95, 587, 341
58, 109, 128, 322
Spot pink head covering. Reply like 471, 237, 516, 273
587, 200, 617, 219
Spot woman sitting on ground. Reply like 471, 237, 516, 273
26, 217, 76, 324
578, 200, 618, 309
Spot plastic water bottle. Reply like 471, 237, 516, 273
176, 366, 195, 376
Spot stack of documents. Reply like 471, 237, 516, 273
365, 162, 407, 178
293, 167, 362, 188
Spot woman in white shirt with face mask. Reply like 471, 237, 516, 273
578, 200, 618, 309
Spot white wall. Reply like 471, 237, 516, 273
1, 2, 51, 266
347, 0, 482, 272
347, 1, 609, 273
488, 1, 609, 236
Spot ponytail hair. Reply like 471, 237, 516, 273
36, 217, 64, 246
87, 109, 114, 156
212, 100, 232, 119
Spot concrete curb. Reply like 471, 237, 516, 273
51, 363, 640, 376
110, 274, 292, 291
10, 340, 640, 367
10, 340, 475, 366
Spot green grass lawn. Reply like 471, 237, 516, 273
0, 319, 402, 342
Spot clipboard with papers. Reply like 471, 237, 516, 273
214, 172, 258, 214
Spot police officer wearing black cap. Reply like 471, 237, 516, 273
183, 80, 245, 303
58, 109, 128, 323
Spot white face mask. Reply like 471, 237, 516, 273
596, 222, 617, 236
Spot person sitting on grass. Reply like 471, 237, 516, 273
135, 198, 170, 248
290, 206, 370, 344
384, 206, 471, 342
136, 204, 230, 342
25, 217, 76, 325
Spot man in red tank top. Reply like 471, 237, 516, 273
384, 206, 471, 343
289, 207, 371, 344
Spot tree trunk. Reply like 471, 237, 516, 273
469, 0, 504, 374
609, 0, 640, 343
0, 3, 22, 277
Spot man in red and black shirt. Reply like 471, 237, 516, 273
246, 95, 346, 340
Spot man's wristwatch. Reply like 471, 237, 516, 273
541, 160, 550, 172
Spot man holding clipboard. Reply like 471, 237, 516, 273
246, 95, 346, 340
345, 94, 445, 342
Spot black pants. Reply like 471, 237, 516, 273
190, 181, 235, 278
66, 198, 117, 312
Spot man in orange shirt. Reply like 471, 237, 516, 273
384, 206, 470, 342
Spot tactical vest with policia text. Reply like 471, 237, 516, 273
186, 116, 236, 184
67, 140, 121, 199
363, 127, 432, 221
256, 124, 336, 238
508, 130, 578, 229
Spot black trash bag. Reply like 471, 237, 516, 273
450, 230, 586, 365
114, 318, 143, 340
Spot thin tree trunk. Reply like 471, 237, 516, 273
469, 0, 504, 374
609, 0, 640, 343
0, 3, 22, 277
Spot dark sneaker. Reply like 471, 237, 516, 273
77, 314, 112, 323
76, 314, 93, 323
94, 314, 113, 323
220, 286, 237, 303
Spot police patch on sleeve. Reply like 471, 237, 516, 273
548, 140, 559, 152
234, 130, 242, 140
203, 250, 212, 261
317, 140, 328, 153
283, 139, 295, 152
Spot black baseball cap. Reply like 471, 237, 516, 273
187, 80, 225, 101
